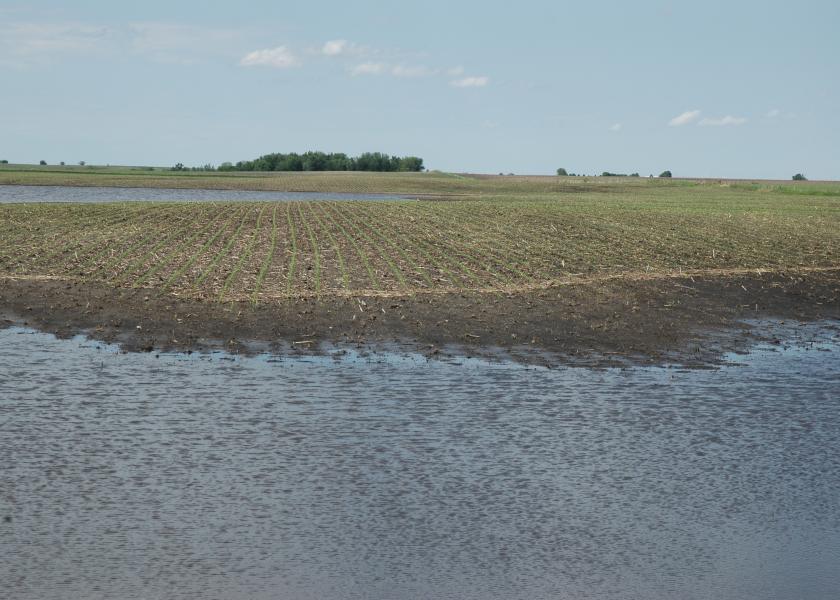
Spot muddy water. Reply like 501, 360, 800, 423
0, 185, 410, 204
1, 324, 839, 600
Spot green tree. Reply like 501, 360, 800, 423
659, 170, 672, 178
0, 160, 8, 164
792, 173, 807, 181
556, 167, 568, 176
39, 160, 47, 165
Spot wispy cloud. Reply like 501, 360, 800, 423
766, 108, 781, 118
450, 75, 489, 88
447, 66, 465, 76
391, 64, 436, 78
350, 61, 386, 76
1, 20, 247, 67
240, 46, 299, 68
610, 123, 622, 132
0, 22, 112, 66
130, 22, 242, 64
698, 115, 746, 127
668, 110, 701, 126
322, 39, 347, 56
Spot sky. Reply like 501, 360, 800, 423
0, 0, 838, 179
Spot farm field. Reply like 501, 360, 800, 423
1, 172, 838, 361
1, 191, 839, 302
3, 163, 840, 197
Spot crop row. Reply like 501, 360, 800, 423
1, 199, 838, 302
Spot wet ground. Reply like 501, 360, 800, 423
0, 185, 411, 204
1, 323, 839, 600
2, 270, 838, 368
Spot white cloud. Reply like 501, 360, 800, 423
350, 61, 386, 75
240, 46, 299, 68
698, 115, 746, 127
0, 22, 112, 64
447, 66, 465, 76
766, 108, 781, 118
450, 75, 489, 88
129, 22, 242, 64
391, 64, 436, 78
610, 123, 622, 132
668, 109, 701, 126
322, 39, 347, 56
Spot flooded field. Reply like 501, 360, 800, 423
0, 185, 410, 204
1, 323, 839, 600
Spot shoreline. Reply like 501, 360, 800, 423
2, 270, 837, 368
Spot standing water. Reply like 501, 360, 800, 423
1, 323, 839, 600
0, 185, 411, 204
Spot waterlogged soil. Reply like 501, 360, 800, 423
1, 270, 838, 366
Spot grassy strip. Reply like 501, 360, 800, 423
0, 204, 108, 255
296, 202, 321, 294
81, 206, 183, 281
349, 202, 473, 289
413, 202, 548, 283
63, 205, 174, 278
330, 202, 434, 289
303, 202, 350, 291
218, 204, 268, 302
132, 205, 229, 288
322, 202, 409, 289
9, 204, 145, 272
353, 203, 487, 289
310, 202, 380, 290
285, 203, 298, 296
113, 205, 219, 286
161, 205, 245, 292
251, 204, 279, 304
193, 206, 252, 289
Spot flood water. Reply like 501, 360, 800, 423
0, 185, 410, 204
1, 323, 839, 600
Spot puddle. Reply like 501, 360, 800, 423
0, 184, 412, 204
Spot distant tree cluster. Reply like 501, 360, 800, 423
39, 160, 47, 165
220, 151, 424, 173
0, 160, 8, 164
792, 173, 807, 181
659, 170, 672, 178
171, 163, 215, 172
557, 167, 649, 177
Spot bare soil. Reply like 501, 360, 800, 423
2, 270, 838, 367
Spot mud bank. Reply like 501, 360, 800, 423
1, 270, 838, 367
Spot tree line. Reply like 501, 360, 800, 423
214, 152, 424, 173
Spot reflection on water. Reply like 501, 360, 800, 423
0, 185, 410, 204
1, 324, 839, 600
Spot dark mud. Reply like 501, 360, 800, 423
1, 270, 838, 367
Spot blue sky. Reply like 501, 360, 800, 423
1, 0, 837, 179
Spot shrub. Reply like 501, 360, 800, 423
78, 161, 85, 166
659, 170, 672, 178
39, 160, 47, 166
792, 173, 807, 181
556, 167, 568, 176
